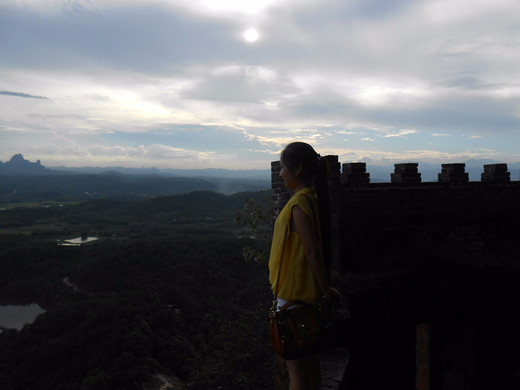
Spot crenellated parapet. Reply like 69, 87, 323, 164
342, 162, 370, 186
273, 160, 514, 194
270, 157, 520, 390
391, 163, 421, 185
340, 162, 511, 186
270, 160, 290, 218
481, 163, 510, 183
271, 158, 516, 212
271, 158, 520, 272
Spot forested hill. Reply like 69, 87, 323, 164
0, 189, 273, 240
0, 235, 275, 390
0, 173, 271, 202
0, 154, 270, 201
0, 188, 276, 389
60, 190, 270, 223
122, 190, 265, 217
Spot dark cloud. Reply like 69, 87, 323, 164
0, 91, 48, 100
180, 66, 298, 103
0, 4, 252, 74
349, 0, 416, 19
440, 76, 505, 91
367, 94, 520, 134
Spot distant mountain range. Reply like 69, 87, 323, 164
1, 154, 519, 193
0, 154, 270, 179
0, 154, 51, 175
0, 154, 271, 199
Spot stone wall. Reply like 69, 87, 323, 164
272, 160, 520, 272
270, 159, 520, 390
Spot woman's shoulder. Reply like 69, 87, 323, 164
292, 188, 316, 203
290, 190, 316, 215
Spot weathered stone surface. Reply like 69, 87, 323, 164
482, 164, 510, 183
321, 349, 349, 390
271, 157, 520, 390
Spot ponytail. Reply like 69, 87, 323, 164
314, 157, 332, 275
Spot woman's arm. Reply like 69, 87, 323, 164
292, 205, 332, 299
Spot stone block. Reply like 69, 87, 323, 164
441, 163, 466, 173
483, 163, 508, 173
394, 163, 419, 174
391, 173, 422, 184
342, 163, 367, 174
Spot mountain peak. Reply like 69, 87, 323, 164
0, 154, 49, 175
10, 153, 25, 161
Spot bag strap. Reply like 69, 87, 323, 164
272, 223, 286, 311
279, 300, 311, 312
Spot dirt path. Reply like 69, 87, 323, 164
155, 374, 176, 390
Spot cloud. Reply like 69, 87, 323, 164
0, 91, 48, 100
1, 0, 520, 168
383, 129, 416, 138
181, 65, 294, 103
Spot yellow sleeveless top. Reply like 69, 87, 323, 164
268, 187, 322, 304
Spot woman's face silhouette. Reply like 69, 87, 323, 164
280, 161, 301, 190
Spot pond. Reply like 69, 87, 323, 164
60, 236, 99, 246
0, 303, 45, 332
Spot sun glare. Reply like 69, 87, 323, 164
243, 28, 260, 42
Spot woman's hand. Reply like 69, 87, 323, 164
323, 286, 341, 307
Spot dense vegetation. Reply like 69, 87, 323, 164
0, 191, 276, 390
0, 190, 272, 239
0, 173, 270, 203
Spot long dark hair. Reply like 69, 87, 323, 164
280, 142, 332, 273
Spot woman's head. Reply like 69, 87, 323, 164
280, 142, 321, 187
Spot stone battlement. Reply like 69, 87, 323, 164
272, 157, 520, 272
270, 157, 520, 390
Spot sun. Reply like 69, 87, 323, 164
243, 28, 260, 43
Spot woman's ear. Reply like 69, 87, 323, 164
295, 163, 303, 177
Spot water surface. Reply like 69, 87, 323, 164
60, 236, 99, 246
0, 303, 45, 331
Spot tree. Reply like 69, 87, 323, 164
235, 197, 274, 263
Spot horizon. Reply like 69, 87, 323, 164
1, 0, 520, 170
3, 152, 518, 169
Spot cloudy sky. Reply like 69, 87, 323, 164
1, 0, 520, 170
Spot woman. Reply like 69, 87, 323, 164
269, 142, 339, 390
